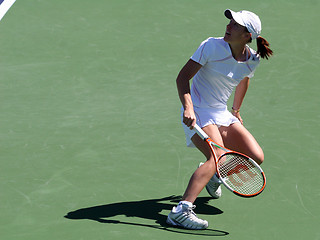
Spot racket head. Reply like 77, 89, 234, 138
216, 152, 266, 198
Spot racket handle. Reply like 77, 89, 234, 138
192, 124, 209, 140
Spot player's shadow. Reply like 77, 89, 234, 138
65, 195, 229, 236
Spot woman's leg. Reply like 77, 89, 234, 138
182, 124, 225, 203
219, 122, 264, 165
166, 124, 225, 229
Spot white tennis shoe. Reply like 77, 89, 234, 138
166, 203, 208, 230
199, 162, 222, 199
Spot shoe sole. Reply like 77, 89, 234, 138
166, 216, 208, 230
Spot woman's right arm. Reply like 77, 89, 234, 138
176, 59, 202, 127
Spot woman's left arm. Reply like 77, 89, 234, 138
232, 77, 250, 124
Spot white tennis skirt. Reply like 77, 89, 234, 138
181, 106, 240, 147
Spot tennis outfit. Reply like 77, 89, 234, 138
182, 37, 260, 147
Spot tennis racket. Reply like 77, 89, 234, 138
193, 124, 266, 198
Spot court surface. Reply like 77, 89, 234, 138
1, 0, 319, 239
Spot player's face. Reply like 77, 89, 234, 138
224, 19, 251, 44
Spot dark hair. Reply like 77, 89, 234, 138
256, 36, 273, 59
245, 28, 273, 60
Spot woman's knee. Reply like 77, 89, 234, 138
252, 149, 264, 165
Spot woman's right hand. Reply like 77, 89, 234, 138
183, 108, 196, 128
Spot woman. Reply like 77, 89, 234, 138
166, 9, 273, 230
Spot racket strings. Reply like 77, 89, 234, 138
217, 154, 264, 195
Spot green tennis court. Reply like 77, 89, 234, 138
1, 0, 319, 239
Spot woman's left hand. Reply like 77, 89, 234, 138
232, 111, 243, 125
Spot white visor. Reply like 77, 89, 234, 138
224, 9, 261, 40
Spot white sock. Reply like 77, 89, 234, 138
173, 201, 193, 213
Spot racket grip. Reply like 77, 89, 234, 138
192, 124, 209, 140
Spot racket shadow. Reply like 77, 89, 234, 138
64, 195, 228, 236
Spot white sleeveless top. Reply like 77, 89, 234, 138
190, 37, 260, 109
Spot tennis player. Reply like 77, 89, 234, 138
166, 9, 273, 229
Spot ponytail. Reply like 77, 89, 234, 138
256, 36, 273, 60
